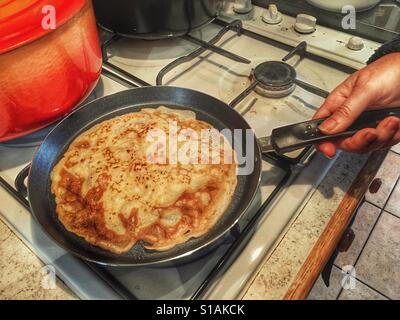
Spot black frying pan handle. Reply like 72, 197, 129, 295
270, 107, 400, 154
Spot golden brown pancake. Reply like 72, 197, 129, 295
50, 107, 237, 253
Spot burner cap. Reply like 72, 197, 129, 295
254, 61, 296, 88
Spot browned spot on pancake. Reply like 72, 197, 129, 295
118, 208, 138, 233
75, 140, 90, 149
57, 170, 134, 250
137, 183, 218, 247
59, 169, 84, 194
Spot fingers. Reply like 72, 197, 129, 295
315, 70, 378, 135
319, 84, 374, 135
313, 75, 359, 158
316, 116, 400, 157
336, 129, 378, 153
337, 116, 400, 153
313, 76, 353, 120
316, 142, 337, 158
313, 66, 400, 156
372, 116, 400, 149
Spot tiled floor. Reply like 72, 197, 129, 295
308, 146, 400, 300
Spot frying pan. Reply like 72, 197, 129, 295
28, 86, 400, 266
28, 86, 261, 266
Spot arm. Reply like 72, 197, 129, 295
314, 37, 400, 157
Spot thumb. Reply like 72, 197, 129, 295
319, 86, 373, 134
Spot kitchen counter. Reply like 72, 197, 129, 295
0, 217, 76, 299
0, 151, 384, 300
242, 151, 368, 299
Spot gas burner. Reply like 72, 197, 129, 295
253, 61, 297, 98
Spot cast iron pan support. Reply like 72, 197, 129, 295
156, 20, 247, 85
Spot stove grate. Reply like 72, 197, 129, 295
156, 20, 249, 86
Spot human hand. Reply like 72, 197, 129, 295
313, 52, 400, 158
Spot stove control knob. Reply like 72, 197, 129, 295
347, 36, 364, 51
294, 14, 317, 34
233, 0, 253, 14
262, 5, 283, 24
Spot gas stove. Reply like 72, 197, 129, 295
0, 2, 383, 299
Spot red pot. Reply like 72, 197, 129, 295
0, 0, 102, 141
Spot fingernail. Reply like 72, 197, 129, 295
319, 118, 337, 132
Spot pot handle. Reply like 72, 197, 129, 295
260, 107, 400, 155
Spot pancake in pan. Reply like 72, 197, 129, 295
50, 107, 237, 253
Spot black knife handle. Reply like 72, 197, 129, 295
271, 107, 400, 154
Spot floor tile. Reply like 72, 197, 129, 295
307, 266, 343, 300
365, 151, 400, 208
338, 279, 388, 300
335, 202, 380, 268
385, 179, 400, 218
391, 143, 400, 155
356, 212, 400, 299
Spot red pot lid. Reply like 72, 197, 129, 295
0, 0, 87, 54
